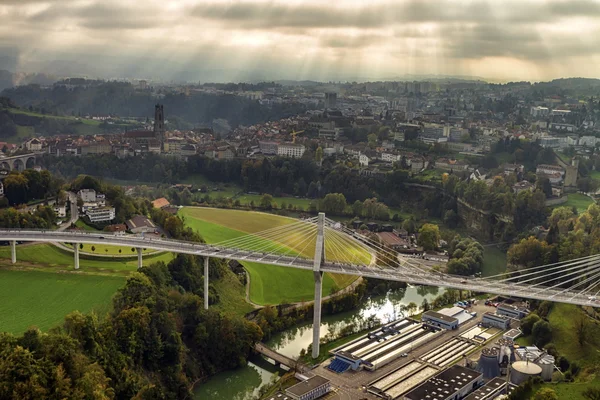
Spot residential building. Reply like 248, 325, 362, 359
512, 181, 534, 194
536, 164, 565, 177
126, 215, 157, 234
25, 138, 42, 151
152, 197, 170, 209
54, 204, 67, 218
277, 143, 305, 158
359, 152, 370, 167
78, 189, 97, 202
81, 142, 112, 155
285, 375, 331, 400
86, 207, 115, 223
503, 163, 524, 175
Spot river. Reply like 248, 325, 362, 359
194, 285, 443, 400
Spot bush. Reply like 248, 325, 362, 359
521, 313, 541, 335
532, 320, 552, 347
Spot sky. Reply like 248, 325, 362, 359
1, 0, 600, 82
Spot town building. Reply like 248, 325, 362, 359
152, 197, 171, 209
404, 365, 483, 400
277, 143, 305, 158
512, 181, 534, 194
126, 215, 157, 234
86, 206, 115, 223
285, 375, 331, 400
78, 189, 97, 203
54, 204, 67, 218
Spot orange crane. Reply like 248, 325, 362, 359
291, 129, 305, 143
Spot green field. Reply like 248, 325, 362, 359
589, 170, 600, 180
64, 242, 156, 255
0, 269, 124, 334
560, 193, 595, 213
0, 244, 174, 273
179, 207, 365, 305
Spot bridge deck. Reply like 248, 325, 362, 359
0, 229, 598, 308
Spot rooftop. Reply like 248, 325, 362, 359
285, 375, 330, 397
405, 365, 482, 400
423, 310, 459, 323
152, 197, 170, 209
463, 377, 506, 400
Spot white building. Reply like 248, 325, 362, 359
359, 152, 370, 167
530, 106, 549, 118
53, 204, 67, 218
25, 138, 42, 151
78, 189, 97, 202
277, 143, 306, 158
86, 207, 115, 223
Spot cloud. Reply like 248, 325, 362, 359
1, 0, 600, 82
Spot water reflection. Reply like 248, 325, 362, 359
194, 285, 443, 400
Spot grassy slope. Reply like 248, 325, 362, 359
0, 244, 174, 273
563, 193, 595, 212
0, 269, 124, 334
64, 243, 156, 255
517, 303, 600, 397
179, 207, 362, 305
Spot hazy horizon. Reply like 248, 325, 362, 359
2, 0, 600, 83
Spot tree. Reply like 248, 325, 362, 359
573, 312, 590, 347
534, 388, 558, 400
521, 313, 541, 335
417, 223, 440, 251
259, 194, 273, 210
315, 147, 323, 165
320, 193, 347, 215
91, 246, 95, 252
532, 320, 552, 347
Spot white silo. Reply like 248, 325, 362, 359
510, 361, 542, 385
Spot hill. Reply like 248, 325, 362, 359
179, 207, 366, 305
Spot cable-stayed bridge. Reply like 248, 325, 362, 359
2, 213, 600, 357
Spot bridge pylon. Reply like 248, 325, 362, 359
204, 257, 209, 310
312, 212, 325, 359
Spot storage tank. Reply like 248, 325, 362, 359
538, 355, 555, 381
510, 361, 542, 385
477, 347, 501, 379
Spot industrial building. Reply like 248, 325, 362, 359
285, 375, 331, 400
514, 345, 555, 381
404, 365, 483, 400
330, 318, 442, 371
497, 304, 529, 319
368, 361, 439, 399
422, 310, 459, 330
482, 312, 511, 330
463, 377, 507, 400
510, 361, 542, 385
420, 337, 479, 368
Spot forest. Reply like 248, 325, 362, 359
1, 82, 310, 128
0, 255, 263, 399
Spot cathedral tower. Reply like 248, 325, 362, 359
153, 104, 165, 151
